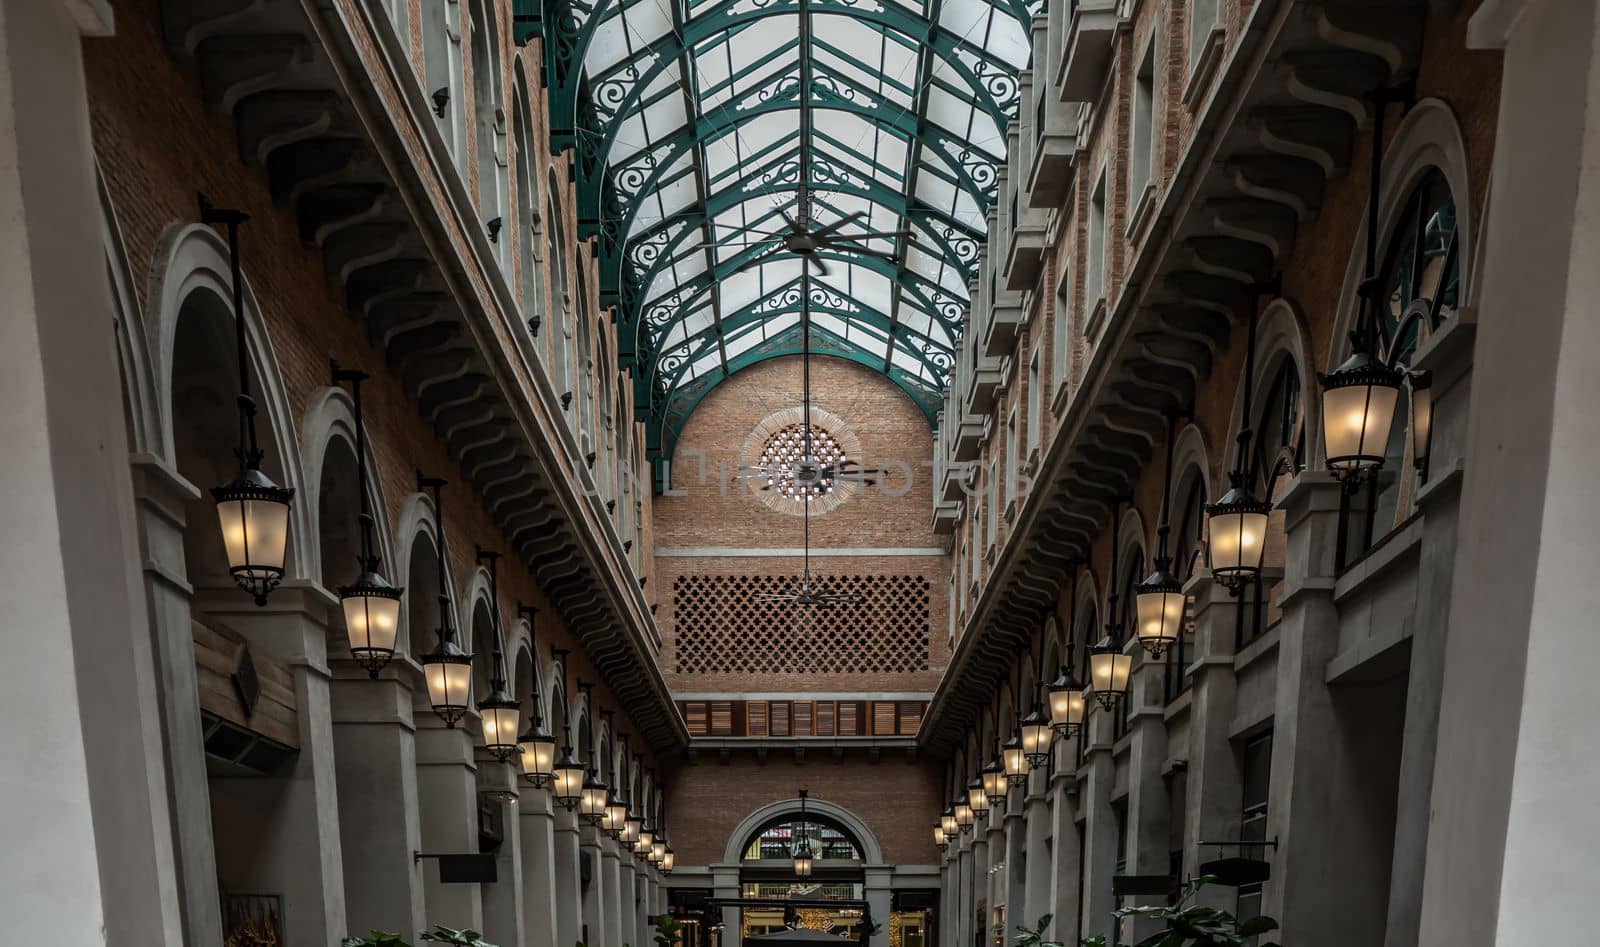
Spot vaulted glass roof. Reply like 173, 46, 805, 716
535, 0, 1033, 458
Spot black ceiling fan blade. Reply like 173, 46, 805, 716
809, 255, 831, 276
811, 210, 867, 239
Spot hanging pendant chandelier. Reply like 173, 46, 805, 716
332, 365, 404, 676
1207, 305, 1273, 594
953, 797, 975, 834
980, 756, 1007, 810
580, 769, 609, 825
1019, 706, 1054, 768
966, 774, 989, 817
790, 789, 814, 878
940, 804, 958, 841
1001, 731, 1028, 787
201, 198, 294, 607
1090, 504, 1134, 710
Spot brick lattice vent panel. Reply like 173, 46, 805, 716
673, 573, 931, 674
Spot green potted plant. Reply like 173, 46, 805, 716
420, 925, 500, 947
342, 933, 411, 947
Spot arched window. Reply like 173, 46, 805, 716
1113, 546, 1143, 740
1339, 169, 1459, 566
511, 72, 545, 340
468, 0, 507, 264
421, 0, 460, 154
546, 175, 571, 395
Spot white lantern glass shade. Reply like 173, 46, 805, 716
980, 760, 1007, 808
652, 839, 667, 862
1133, 569, 1185, 658
953, 799, 975, 833
422, 641, 473, 726
340, 574, 403, 675
579, 773, 608, 824
622, 813, 642, 844
1047, 672, 1086, 736
935, 825, 948, 850
1320, 353, 1402, 479
636, 825, 655, 854
1019, 709, 1054, 767
967, 777, 988, 816
477, 690, 522, 761
518, 723, 557, 786
1001, 735, 1028, 785
552, 751, 586, 809
212, 468, 293, 605
1088, 637, 1133, 709
605, 795, 629, 837
940, 807, 958, 840
662, 848, 675, 872
1206, 486, 1272, 589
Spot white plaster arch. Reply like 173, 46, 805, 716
543, 659, 569, 724
392, 489, 453, 654
506, 616, 537, 699
1220, 298, 1316, 473
146, 221, 313, 576
1169, 420, 1215, 506
721, 797, 886, 866
1115, 506, 1149, 575
1325, 97, 1475, 373
99, 167, 161, 456
299, 385, 400, 588
458, 563, 499, 657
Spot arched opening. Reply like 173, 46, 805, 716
421, 0, 460, 154
511, 73, 545, 346
167, 281, 336, 945
546, 172, 572, 397
468, 0, 507, 264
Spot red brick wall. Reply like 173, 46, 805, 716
664, 755, 945, 867
82, 0, 663, 761
653, 355, 952, 694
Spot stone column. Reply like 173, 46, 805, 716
416, 710, 484, 931
1047, 765, 1081, 943
198, 581, 349, 946
618, 852, 639, 947
1419, 2, 1600, 944
954, 838, 973, 947
554, 804, 585, 947
602, 836, 624, 947
1180, 577, 1242, 914
633, 869, 651, 947
128, 458, 226, 947
938, 853, 954, 947
1264, 472, 1386, 945
865, 866, 893, 947
331, 668, 427, 938
1002, 806, 1026, 943
0, 2, 184, 938
479, 760, 525, 947
581, 824, 609, 946
521, 789, 561, 947
1021, 776, 1052, 940
1077, 698, 1119, 943
712, 864, 740, 947
973, 814, 995, 947
1122, 652, 1170, 944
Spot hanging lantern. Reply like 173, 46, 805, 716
966, 775, 989, 817
552, 747, 586, 810
1019, 707, 1054, 768
201, 198, 294, 607
935, 824, 949, 852
334, 365, 404, 676
661, 845, 675, 873
1133, 565, 1184, 658
791, 837, 813, 879
1047, 668, 1086, 737
1088, 635, 1132, 710
622, 811, 642, 845
214, 468, 293, 606
579, 770, 609, 825
1206, 482, 1272, 593
518, 715, 557, 787
980, 757, 1007, 810
953, 798, 975, 834
479, 686, 522, 763
652, 838, 668, 866
940, 805, 958, 841
636, 822, 655, 856
421, 635, 473, 726
605, 791, 629, 839
418, 475, 470, 722
1319, 351, 1402, 482
1001, 732, 1028, 787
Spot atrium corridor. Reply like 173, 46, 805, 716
2, 0, 1597, 945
